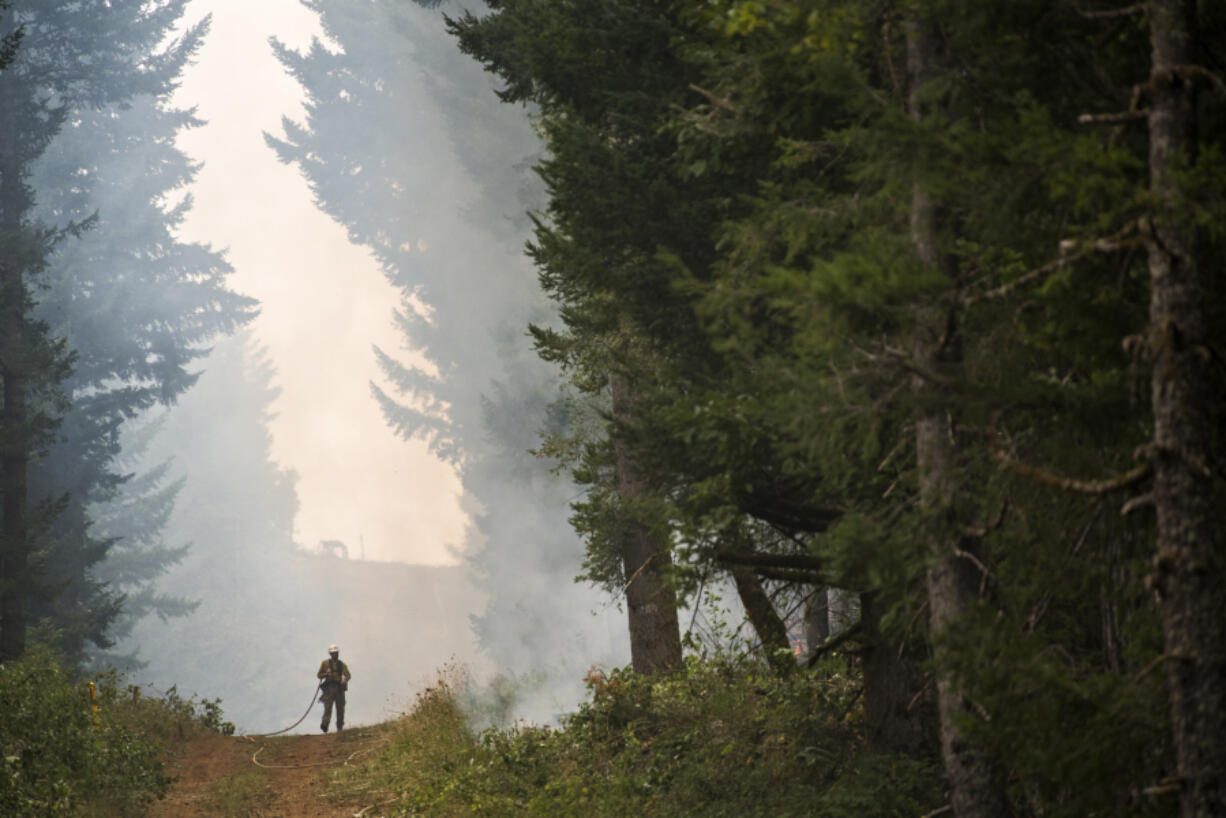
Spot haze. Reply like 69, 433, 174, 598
172, 0, 464, 566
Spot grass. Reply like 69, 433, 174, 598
324, 656, 943, 817
208, 770, 273, 818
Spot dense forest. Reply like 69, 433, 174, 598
2, 0, 1225, 815
441, 0, 1226, 814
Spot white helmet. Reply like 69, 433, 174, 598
328, 644, 339, 654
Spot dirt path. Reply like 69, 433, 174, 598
148, 725, 395, 817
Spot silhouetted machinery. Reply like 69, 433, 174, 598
318, 539, 349, 559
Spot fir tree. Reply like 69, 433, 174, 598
267, 0, 628, 697
2, 1, 255, 663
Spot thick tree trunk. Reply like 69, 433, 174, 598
610, 370, 682, 675
0, 109, 29, 662
860, 591, 935, 759
805, 587, 830, 647
907, 16, 1010, 817
729, 564, 794, 672
1145, 3, 1226, 814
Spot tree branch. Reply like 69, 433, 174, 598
806, 621, 863, 667
962, 220, 1141, 307
715, 550, 823, 572
1077, 3, 1147, 19
996, 450, 1151, 494
756, 567, 825, 584
1078, 109, 1149, 125
1170, 64, 1226, 96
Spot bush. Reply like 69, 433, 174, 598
0, 647, 236, 816
328, 655, 943, 817
0, 647, 168, 815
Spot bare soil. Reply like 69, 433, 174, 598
147, 725, 394, 817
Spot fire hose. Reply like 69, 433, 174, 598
244, 682, 322, 738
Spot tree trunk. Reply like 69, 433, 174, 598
907, 16, 1010, 817
1145, 3, 1226, 814
0, 97, 30, 662
805, 587, 830, 647
609, 370, 682, 675
729, 564, 794, 672
860, 591, 935, 759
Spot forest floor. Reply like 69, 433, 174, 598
147, 723, 397, 817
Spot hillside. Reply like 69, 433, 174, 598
128, 549, 489, 733
148, 727, 394, 817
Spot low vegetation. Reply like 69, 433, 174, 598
207, 770, 273, 818
327, 655, 942, 817
0, 646, 232, 817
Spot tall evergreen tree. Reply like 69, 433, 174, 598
28, 63, 255, 664
267, 0, 628, 703
1132, 2, 1224, 812
1, 1, 255, 663
453, 0, 1226, 812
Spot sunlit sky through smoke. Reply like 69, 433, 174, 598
171, 0, 466, 564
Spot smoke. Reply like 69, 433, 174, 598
113, 0, 631, 731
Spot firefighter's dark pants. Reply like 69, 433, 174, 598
321, 683, 346, 732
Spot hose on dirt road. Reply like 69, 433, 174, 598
243, 683, 322, 738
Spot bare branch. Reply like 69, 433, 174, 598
1077, 3, 1147, 19
1170, 64, 1226, 96
963, 220, 1141, 307
754, 566, 825, 584
1078, 109, 1149, 125
1121, 492, 1154, 516
955, 548, 995, 597
716, 550, 823, 572
876, 433, 910, 472
619, 554, 656, 596
1142, 779, 1183, 798
996, 451, 1151, 494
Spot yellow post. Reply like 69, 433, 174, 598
88, 681, 100, 729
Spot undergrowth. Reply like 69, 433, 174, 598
207, 769, 273, 818
328, 655, 942, 816
0, 646, 233, 816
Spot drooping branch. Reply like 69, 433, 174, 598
1169, 64, 1226, 96
995, 450, 1151, 494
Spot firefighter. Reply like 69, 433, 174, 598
317, 644, 351, 733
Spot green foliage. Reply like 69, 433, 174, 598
0, 644, 238, 816
451, 0, 1226, 811
0, 648, 169, 816
331, 658, 942, 817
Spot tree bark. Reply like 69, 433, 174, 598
806, 587, 830, 647
610, 370, 682, 675
907, 16, 1010, 817
729, 563, 794, 672
0, 91, 30, 662
1144, 3, 1226, 814
860, 591, 935, 759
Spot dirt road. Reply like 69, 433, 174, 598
147, 725, 396, 817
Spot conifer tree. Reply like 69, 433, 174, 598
1, 1, 254, 662
268, 0, 630, 696
1135, 1, 1224, 811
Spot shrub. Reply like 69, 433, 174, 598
0, 647, 168, 816
0, 647, 236, 816
328, 655, 943, 817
